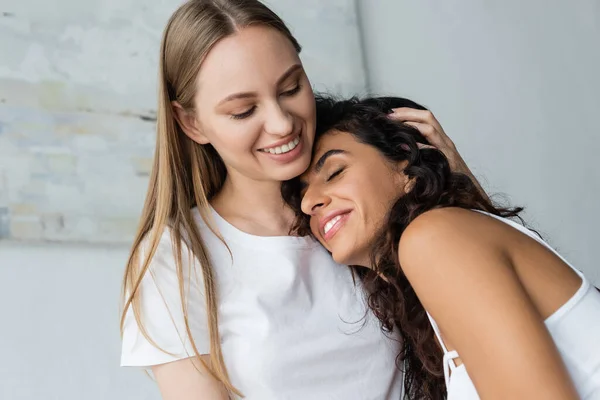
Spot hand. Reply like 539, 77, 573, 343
388, 108, 468, 173
388, 107, 488, 199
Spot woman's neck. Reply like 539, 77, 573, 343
211, 172, 296, 237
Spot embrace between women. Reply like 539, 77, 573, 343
120, 1, 600, 399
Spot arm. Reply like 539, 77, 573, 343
398, 208, 578, 400
153, 356, 229, 400
121, 230, 224, 397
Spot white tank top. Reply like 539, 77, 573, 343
427, 211, 600, 399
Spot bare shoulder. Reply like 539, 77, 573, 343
396, 208, 581, 399
398, 207, 508, 276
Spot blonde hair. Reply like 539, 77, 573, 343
120, 0, 301, 396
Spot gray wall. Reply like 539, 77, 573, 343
0, 242, 154, 400
358, 0, 600, 283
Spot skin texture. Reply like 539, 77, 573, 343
301, 129, 582, 399
153, 356, 228, 400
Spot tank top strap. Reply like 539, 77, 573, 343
426, 311, 449, 353
427, 312, 461, 387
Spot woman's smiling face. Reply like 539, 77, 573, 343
299, 129, 412, 266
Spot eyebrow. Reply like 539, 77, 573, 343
298, 148, 347, 192
314, 149, 347, 173
217, 64, 303, 106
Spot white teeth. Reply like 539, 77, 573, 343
324, 215, 342, 235
262, 137, 300, 155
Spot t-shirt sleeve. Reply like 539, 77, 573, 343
120, 229, 210, 367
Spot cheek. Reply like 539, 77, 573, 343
301, 88, 316, 117
309, 218, 320, 239
203, 117, 262, 156
294, 88, 316, 132
350, 175, 396, 223
309, 217, 332, 251
338, 176, 373, 205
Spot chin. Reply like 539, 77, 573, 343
331, 253, 346, 265
276, 156, 312, 181
331, 248, 353, 266
332, 245, 369, 268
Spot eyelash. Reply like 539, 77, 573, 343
231, 106, 256, 120
230, 83, 303, 120
327, 167, 344, 181
282, 83, 302, 97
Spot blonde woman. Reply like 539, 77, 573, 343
120, 1, 472, 399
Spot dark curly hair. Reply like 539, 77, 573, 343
281, 95, 523, 399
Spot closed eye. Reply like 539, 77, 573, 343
281, 84, 302, 97
230, 84, 300, 120
231, 106, 256, 120
327, 168, 344, 182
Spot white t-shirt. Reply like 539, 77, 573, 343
121, 207, 403, 399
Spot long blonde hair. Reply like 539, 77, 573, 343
120, 0, 301, 395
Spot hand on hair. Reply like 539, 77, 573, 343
388, 107, 488, 198
387, 108, 462, 169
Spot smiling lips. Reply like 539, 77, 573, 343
257, 133, 304, 164
319, 210, 352, 242
259, 136, 300, 154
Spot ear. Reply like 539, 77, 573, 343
395, 160, 416, 193
171, 101, 210, 144
404, 176, 416, 193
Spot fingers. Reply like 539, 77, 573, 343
403, 121, 445, 148
388, 107, 458, 158
388, 107, 444, 133
402, 143, 435, 151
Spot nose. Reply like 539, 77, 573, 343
301, 184, 331, 216
264, 102, 294, 137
